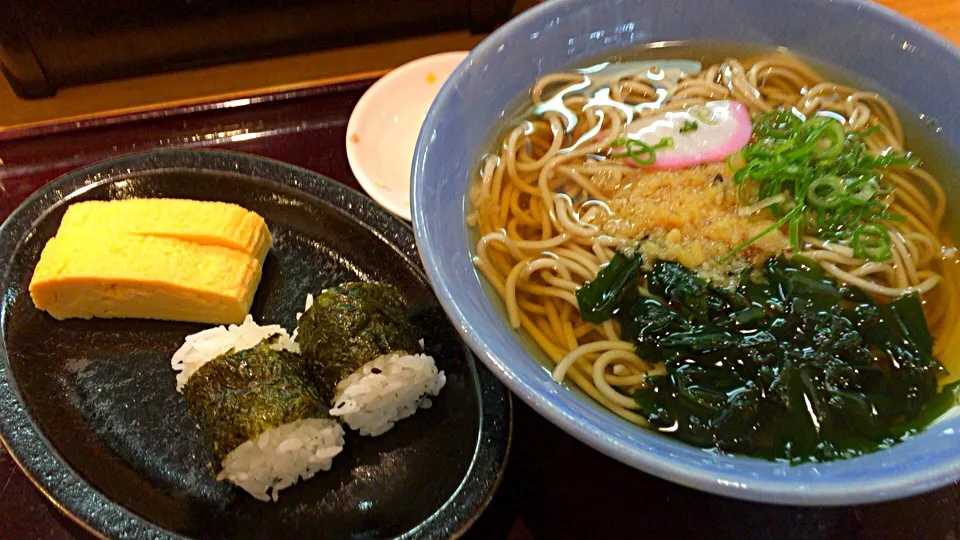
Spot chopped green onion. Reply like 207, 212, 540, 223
610, 138, 656, 165
753, 111, 801, 138
788, 217, 803, 253
807, 175, 845, 209
807, 117, 845, 159
611, 137, 674, 166
845, 177, 879, 205
680, 120, 699, 133
722, 111, 914, 262
720, 205, 803, 263
690, 107, 720, 125
852, 223, 892, 260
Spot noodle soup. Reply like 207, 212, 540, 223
467, 43, 960, 463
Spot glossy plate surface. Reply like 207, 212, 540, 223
346, 52, 468, 221
0, 150, 510, 538
412, 0, 960, 505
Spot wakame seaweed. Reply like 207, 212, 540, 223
579, 253, 952, 463
296, 282, 420, 393
183, 338, 325, 462
575, 251, 642, 323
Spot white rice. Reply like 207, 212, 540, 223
217, 418, 345, 502
290, 293, 315, 342
171, 315, 299, 391
329, 352, 446, 436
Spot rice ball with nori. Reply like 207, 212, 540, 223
182, 337, 344, 502
295, 282, 421, 390
296, 282, 446, 436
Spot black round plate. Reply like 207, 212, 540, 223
0, 150, 511, 539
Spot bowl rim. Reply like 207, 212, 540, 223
412, 0, 960, 505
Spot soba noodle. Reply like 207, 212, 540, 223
467, 52, 960, 427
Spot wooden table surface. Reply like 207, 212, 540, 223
878, 0, 960, 43
2, 1, 960, 539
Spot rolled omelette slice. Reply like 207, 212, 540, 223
29, 198, 271, 324
55, 198, 271, 261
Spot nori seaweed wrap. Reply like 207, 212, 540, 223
183, 338, 326, 462
296, 282, 420, 393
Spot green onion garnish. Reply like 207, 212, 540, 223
611, 137, 674, 166
680, 120, 699, 133
723, 112, 919, 262
852, 223, 892, 260
690, 107, 720, 126
807, 175, 845, 209
753, 111, 801, 138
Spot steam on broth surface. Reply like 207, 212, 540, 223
467, 43, 960, 463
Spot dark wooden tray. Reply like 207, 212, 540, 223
1, 78, 958, 540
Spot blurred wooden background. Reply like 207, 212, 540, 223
0, 0, 953, 132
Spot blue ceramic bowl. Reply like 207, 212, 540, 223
412, 0, 960, 505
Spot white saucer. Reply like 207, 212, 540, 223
346, 51, 469, 221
